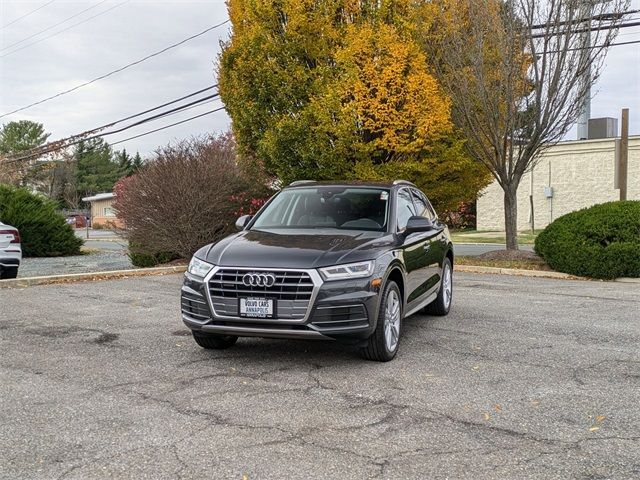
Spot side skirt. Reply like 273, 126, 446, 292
404, 291, 438, 318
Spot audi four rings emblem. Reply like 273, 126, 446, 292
243, 273, 276, 287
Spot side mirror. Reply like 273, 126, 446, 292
405, 216, 435, 235
235, 214, 253, 231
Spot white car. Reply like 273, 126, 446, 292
0, 221, 21, 279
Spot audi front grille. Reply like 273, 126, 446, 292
208, 268, 316, 320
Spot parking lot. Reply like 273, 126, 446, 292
1, 272, 638, 479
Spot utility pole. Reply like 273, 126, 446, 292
619, 108, 629, 201
577, 1, 593, 140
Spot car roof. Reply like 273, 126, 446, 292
285, 180, 416, 189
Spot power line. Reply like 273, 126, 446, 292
0, 0, 110, 52
91, 94, 220, 138
0, 1, 131, 58
529, 9, 640, 30
110, 107, 226, 146
1, 0, 56, 29
545, 38, 640, 53
531, 19, 640, 38
2, 90, 222, 163
4, 103, 224, 164
109, 85, 218, 126
0, 19, 230, 119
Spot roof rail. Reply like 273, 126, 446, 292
392, 179, 415, 186
288, 180, 317, 186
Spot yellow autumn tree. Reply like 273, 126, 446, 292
219, 0, 490, 213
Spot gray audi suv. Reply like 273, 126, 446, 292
181, 180, 454, 361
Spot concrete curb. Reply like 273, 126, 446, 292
453, 242, 535, 246
454, 264, 640, 283
2, 263, 637, 288
615, 277, 640, 284
454, 264, 583, 280
80, 238, 124, 243
0, 265, 187, 288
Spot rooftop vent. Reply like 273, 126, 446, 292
588, 117, 618, 139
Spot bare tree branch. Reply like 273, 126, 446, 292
421, 0, 630, 249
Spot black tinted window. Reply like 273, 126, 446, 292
411, 189, 435, 221
396, 189, 416, 231
251, 187, 390, 231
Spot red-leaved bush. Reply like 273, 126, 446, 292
114, 133, 271, 260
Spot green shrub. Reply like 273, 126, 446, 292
128, 242, 179, 268
535, 201, 640, 279
0, 185, 83, 257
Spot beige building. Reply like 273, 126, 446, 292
476, 136, 640, 231
82, 192, 123, 228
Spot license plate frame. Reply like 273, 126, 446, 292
238, 297, 275, 318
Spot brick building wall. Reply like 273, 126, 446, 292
476, 136, 640, 231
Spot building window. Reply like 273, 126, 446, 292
103, 207, 115, 217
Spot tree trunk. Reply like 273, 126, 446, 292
504, 186, 519, 250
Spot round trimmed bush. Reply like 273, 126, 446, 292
0, 185, 83, 257
535, 201, 640, 279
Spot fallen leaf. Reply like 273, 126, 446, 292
596, 415, 605, 423
531, 400, 540, 407
494, 404, 502, 413
589, 426, 600, 432
472, 365, 480, 371
242, 475, 249, 480
483, 412, 491, 421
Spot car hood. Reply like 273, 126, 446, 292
200, 228, 393, 269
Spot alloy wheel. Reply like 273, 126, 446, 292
443, 263, 452, 309
384, 289, 401, 352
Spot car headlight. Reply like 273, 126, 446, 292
187, 257, 214, 278
319, 260, 375, 281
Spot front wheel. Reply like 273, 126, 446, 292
424, 257, 452, 316
360, 281, 402, 362
192, 331, 238, 350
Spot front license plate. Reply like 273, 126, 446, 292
239, 297, 274, 318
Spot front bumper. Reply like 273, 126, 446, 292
181, 268, 380, 342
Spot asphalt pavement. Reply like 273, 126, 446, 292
1, 273, 638, 479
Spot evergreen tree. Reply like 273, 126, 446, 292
115, 149, 133, 176
131, 152, 143, 173
0, 120, 50, 154
74, 138, 121, 198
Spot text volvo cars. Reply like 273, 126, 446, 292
181, 180, 454, 361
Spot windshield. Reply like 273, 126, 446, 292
251, 187, 390, 231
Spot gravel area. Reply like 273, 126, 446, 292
18, 251, 132, 278
1, 273, 638, 479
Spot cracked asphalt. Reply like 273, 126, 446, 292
1, 273, 639, 479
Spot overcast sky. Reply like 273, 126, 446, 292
1, 0, 639, 160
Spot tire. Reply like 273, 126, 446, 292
424, 257, 453, 316
192, 331, 238, 350
360, 281, 402, 362
0, 267, 18, 280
